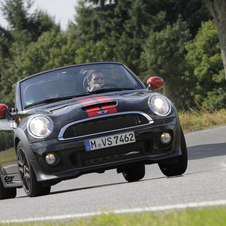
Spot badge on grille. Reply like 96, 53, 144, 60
97, 109, 108, 115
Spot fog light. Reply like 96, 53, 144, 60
160, 132, 171, 144
45, 154, 56, 165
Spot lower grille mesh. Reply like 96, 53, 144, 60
70, 141, 152, 166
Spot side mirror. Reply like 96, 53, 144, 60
0, 104, 8, 118
0, 104, 14, 120
146, 77, 164, 91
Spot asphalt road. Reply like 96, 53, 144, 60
0, 125, 226, 223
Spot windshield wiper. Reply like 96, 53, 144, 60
25, 96, 78, 109
24, 93, 96, 109
24, 100, 48, 109
24, 97, 72, 109
24, 88, 136, 109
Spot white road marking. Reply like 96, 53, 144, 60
1, 199, 226, 224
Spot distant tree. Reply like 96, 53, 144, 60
185, 20, 226, 110
112, 32, 141, 74
75, 0, 211, 43
0, 0, 61, 106
75, 39, 114, 64
140, 19, 192, 109
74, 0, 211, 75
0, 26, 13, 57
0, 0, 60, 57
1, 0, 34, 29
0, 0, 59, 36
204, 0, 226, 80
159, 0, 212, 37
0, 28, 75, 107
0, 131, 14, 152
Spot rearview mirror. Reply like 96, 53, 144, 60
146, 77, 164, 90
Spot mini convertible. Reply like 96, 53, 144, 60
0, 62, 187, 199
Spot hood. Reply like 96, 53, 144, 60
19, 91, 150, 126
48, 91, 151, 122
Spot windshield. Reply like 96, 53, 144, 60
20, 63, 144, 109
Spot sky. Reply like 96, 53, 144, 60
0, 0, 79, 30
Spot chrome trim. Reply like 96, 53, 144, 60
27, 114, 54, 139
97, 110, 108, 115
148, 93, 171, 116
58, 111, 154, 141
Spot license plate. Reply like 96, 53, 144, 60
85, 132, 136, 151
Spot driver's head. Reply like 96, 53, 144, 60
87, 70, 104, 87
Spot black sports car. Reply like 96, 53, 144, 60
0, 62, 187, 199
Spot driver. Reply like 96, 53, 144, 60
86, 70, 104, 92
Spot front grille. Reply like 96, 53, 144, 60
70, 141, 153, 166
63, 114, 149, 139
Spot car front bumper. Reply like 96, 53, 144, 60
30, 117, 182, 185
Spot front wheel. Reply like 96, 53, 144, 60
122, 164, 145, 182
159, 128, 188, 177
16, 141, 51, 197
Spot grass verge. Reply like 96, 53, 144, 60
2, 207, 226, 226
179, 108, 226, 133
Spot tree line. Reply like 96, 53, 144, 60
0, 0, 225, 110
0, 130, 14, 151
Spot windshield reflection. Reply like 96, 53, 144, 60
21, 63, 143, 109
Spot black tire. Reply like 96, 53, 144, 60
122, 164, 145, 182
159, 128, 188, 177
0, 178, 16, 200
16, 141, 51, 197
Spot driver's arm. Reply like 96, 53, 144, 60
89, 84, 101, 91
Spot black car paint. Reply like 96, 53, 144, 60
13, 91, 180, 184
0, 62, 185, 196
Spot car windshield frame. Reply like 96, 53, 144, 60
19, 62, 145, 110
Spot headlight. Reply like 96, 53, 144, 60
28, 115, 53, 138
148, 94, 171, 116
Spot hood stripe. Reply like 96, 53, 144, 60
77, 97, 97, 106
93, 95, 113, 103
86, 107, 101, 117
77, 95, 117, 117
102, 105, 117, 114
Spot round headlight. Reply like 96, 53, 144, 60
28, 115, 53, 138
148, 94, 171, 116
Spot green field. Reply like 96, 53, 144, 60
1, 207, 226, 226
